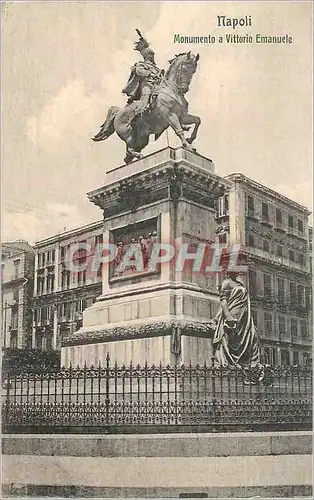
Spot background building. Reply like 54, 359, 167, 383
216, 173, 312, 365
31, 221, 103, 351
5, 163, 311, 366
1, 241, 35, 348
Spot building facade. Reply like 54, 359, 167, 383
1, 241, 35, 348
216, 173, 312, 365
25, 163, 312, 366
31, 221, 104, 351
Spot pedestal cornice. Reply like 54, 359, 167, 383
87, 148, 230, 219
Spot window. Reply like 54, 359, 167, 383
299, 253, 305, 266
289, 250, 295, 262
264, 311, 273, 334
61, 244, 70, 262
47, 305, 53, 321
217, 195, 229, 217
291, 317, 298, 339
95, 234, 103, 247
249, 269, 257, 296
281, 349, 290, 365
302, 353, 311, 366
297, 219, 304, 235
75, 299, 86, 313
263, 273, 272, 296
46, 272, 55, 294
246, 233, 255, 248
50, 274, 55, 293
264, 347, 278, 365
74, 241, 87, 266
13, 259, 20, 279
61, 270, 71, 290
290, 282, 297, 306
278, 315, 286, 336
262, 202, 269, 221
46, 334, 53, 350
277, 277, 285, 301
262, 240, 269, 252
35, 333, 43, 350
59, 302, 71, 320
271, 348, 278, 365
293, 351, 299, 365
37, 276, 44, 295
305, 287, 312, 308
246, 195, 255, 217
264, 347, 271, 364
297, 284, 305, 306
37, 253, 45, 268
77, 270, 86, 286
300, 319, 308, 339
276, 245, 283, 257
288, 215, 294, 229
97, 262, 103, 278
218, 233, 227, 244
34, 309, 40, 325
276, 208, 282, 225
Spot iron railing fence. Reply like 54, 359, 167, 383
2, 357, 312, 433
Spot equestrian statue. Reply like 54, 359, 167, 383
92, 29, 201, 164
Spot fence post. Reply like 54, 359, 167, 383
5, 371, 11, 427
105, 353, 110, 425
211, 357, 216, 425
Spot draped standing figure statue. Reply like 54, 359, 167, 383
213, 270, 261, 368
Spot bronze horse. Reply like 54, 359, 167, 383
92, 52, 201, 164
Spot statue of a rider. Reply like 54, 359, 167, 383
122, 29, 164, 117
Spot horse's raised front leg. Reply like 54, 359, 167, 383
181, 113, 201, 144
168, 112, 193, 150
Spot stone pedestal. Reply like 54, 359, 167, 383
61, 147, 230, 367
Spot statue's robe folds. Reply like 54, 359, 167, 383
213, 277, 260, 367
122, 61, 161, 100
122, 64, 142, 100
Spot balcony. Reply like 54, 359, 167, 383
245, 209, 259, 221
274, 221, 285, 232
260, 215, 273, 227
215, 210, 229, 220
248, 247, 309, 271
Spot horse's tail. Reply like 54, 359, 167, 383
92, 106, 119, 142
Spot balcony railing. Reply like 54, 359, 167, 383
245, 209, 257, 220
274, 221, 285, 232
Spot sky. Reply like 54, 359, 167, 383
2, 1, 312, 244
